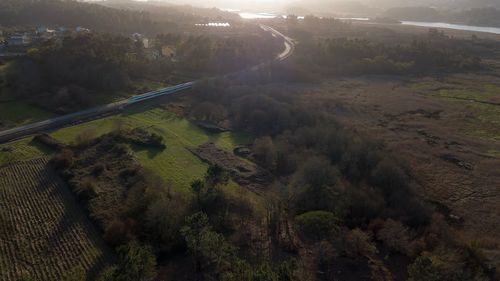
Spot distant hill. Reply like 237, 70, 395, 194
100, 0, 240, 23
381, 6, 500, 28
383, 6, 442, 22
450, 8, 500, 28
287, 0, 376, 16
0, 0, 174, 34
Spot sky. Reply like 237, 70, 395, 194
86, 0, 500, 14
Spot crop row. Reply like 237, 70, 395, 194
0, 158, 113, 281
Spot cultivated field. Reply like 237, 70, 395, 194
0, 158, 113, 281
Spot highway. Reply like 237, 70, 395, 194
0, 25, 295, 144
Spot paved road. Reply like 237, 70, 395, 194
0, 25, 295, 144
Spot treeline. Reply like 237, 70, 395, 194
156, 30, 282, 75
294, 32, 481, 76
187, 72, 498, 280
3, 30, 281, 113
102, 0, 240, 25
4, 33, 143, 112
0, 0, 173, 34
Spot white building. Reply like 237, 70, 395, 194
7, 34, 30, 46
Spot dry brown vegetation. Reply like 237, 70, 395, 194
0, 158, 113, 280
312, 74, 500, 268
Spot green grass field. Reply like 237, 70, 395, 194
0, 101, 55, 128
411, 81, 500, 141
435, 85, 500, 141
0, 62, 56, 129
438, 84, 500, 103
1, 105, 253, 196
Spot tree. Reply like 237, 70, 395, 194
370, 158, 410, 197
205, 165, 229, 187
101, 242, 157, 281
191, 179, 205, 206
252, 136, 276, 169
343, 228, 378, 258
376, 219, 412, 255
294, 157, 345, 214
181, 212, 236, 279
144, 195, 187, 253
295, 211, 340, 242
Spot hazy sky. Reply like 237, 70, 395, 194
89, 0, 500, 14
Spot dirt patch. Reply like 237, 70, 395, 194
190, 143, 273, 193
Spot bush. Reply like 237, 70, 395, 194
407, 253, 444, 281
50, 149, 74, 169
295, 211, 340, 242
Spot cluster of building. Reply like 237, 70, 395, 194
132, 33, 177, 62
0, 27, 177, 62
0, 26, 91, 48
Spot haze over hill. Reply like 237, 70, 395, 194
101, 0, 500, 12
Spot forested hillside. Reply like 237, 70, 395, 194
0, 0, 173, 34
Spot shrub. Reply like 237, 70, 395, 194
103, 219, 131, 248
50, 149, 74, 169
407, 253, 444, 281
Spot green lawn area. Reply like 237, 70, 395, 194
0, 62, 56, 129
2, 106, 253, 194
0, 101, 55, 128
438, 84, 500, 103
50, 106, 252, 194
0, 105, 262, 213
432, 84, 500, 141
462, 102, 500, 141
410, 81, 500, 142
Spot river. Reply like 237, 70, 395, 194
233, 11, 500, 35
400, 21, 500, 35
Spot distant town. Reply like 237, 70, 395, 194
0, 26, 178, 61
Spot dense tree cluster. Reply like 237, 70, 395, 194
188, 74, 498, 281
3, 29, 281, 113
5, 33, 142, 112
156, 31, 282, 75
295, 35, 481, 75
0, 0, 172, 34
